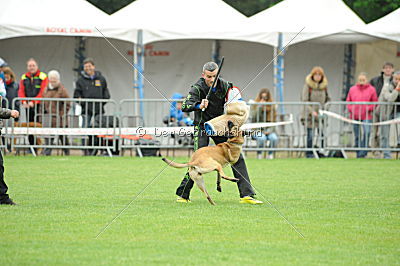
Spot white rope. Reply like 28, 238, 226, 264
1, 127, 194, 136
0, 120, 296, 136
240, 119, 294, 130
320, 110, 400, 125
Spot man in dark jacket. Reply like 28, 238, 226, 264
175, 62, 262, 204
370, 62, 394, 97
0, 107, 19, 205
73, 58, 110, 155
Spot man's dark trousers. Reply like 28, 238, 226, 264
176, 124, 255, 199
0, 151, 9, 202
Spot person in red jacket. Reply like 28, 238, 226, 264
346, 72, 378, 158
18, 58, 48, 146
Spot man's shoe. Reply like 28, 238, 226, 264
0, 198, 17, 205
176, 196, 191, 203
240, 196, 263, 205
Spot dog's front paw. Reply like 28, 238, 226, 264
231, 178, 239, 183
217, 186, 222, 192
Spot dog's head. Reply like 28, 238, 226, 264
227, 124, 244, 145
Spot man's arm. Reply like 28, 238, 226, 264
18, 78, 27, 103
182, 85, 202, 112
0, 108, 19, 119
73, 80, 83, 98
102, 78, 110, 100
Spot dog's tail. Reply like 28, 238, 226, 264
162, 158, 190, 168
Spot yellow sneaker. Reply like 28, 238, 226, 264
176, 196, 191, 203
240, 196, 263, 205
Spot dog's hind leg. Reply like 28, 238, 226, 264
215, 165, 239, 183
191, 173, 215, 205
216, 172, 222, 192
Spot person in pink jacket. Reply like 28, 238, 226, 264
346, 73, 378, 158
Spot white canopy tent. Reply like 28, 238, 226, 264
355, 8, 400, 79
110, 0, 278, 107
0, 0, 139, 103
110, 0, 275, 45
249, 0, 372, 45
0, 0, 135, 42
247, 0, 388, 103
358, 8, 400, 43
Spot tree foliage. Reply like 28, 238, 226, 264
87, 0, 400, 23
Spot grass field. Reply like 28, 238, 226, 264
0, 156, 399, 265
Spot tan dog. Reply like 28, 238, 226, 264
162, 131, 244, 205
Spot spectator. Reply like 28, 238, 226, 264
42, 70, 71, 156
370, 62, 394, 154
250, 88, 279, 159
2, 67, 20, 152
73, 58, 110, 156
3, 67, 20, 114
18, 58, 48, 147
0, 58, 7, 98
167, 93, 194, 126
301, 66, 330, 158
370, 62, 394, 98
346, 73, 378, 158
377, 71, 400, 159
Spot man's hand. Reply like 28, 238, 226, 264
10, 110, 19, 118
28, 101, 35, 108
23, 102, 29, 109
200, 99, 209, 110
312, 111, 318, 117
395, 82, 400, 92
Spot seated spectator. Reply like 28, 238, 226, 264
346, 73, 378, 158
250, 88, 279, 159
377, 71, 400, 159
41, 70, 71, 156
163, 93, 194, 145
166, 93, 194, 126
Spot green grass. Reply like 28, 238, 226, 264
1, 156, 399, 265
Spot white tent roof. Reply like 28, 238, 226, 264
360, 8, 400, 43
0, 0, 134, 42
110, 0, 275, 46
248, 0, 374, 45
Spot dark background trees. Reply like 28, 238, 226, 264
87, 0, 400, 23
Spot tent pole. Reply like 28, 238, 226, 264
211, 40, 221, 65
73, 36, 86, 86
273, 46, 277, 103
133, 41, 138, 116
342, 44, 355, 100
135, 29, 145, 120
277, 32, 285, 113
